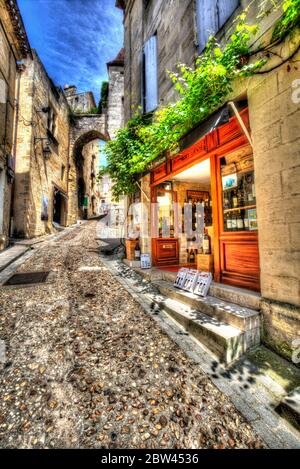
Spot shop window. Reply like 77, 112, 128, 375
221, 153, 257, 232
142, 34, 158, 113
196, 0, 240, 51
156, 184, 176, 238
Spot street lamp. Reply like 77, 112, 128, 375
34, 137, 52, 159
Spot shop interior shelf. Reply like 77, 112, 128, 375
223, 204, 256, 214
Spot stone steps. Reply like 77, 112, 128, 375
147, 292, 249, 364
153, 280, 260, 332
132, 265, 261, 311
144, 279, 260, 364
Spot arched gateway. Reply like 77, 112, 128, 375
68, 114, 109, 224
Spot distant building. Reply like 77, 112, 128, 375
64, 85, 97, 114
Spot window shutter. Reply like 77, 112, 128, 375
144, 35, 158, 112
218, 0, 239, 29
196, 0, 219, 52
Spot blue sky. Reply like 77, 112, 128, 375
18, 0, 124, 104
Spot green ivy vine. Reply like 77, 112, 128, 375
102, 0, 300, 200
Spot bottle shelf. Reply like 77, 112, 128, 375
223, 204, 256, 214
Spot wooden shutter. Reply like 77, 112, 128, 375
218, 0, 239, 29
144, 35, 158, 112
196, 0, 239, 51
196, 0, 219, 52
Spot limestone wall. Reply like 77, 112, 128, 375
107, 65, 124, 139
0, 2, 19, 248
13, 51, 70, 238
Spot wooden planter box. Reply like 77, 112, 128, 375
197, 254, 214, 273
126, 239, 138, 261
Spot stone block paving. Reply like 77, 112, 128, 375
0, 221, 266, 448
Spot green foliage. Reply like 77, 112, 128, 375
103, 0, 299, 199
272, 0, 300, 41
98, 81, 109, 113
89, 106, 101, 115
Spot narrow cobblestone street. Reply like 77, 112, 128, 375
0, 221, 265, 449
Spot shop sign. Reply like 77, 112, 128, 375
141, 254, 152, 269
222, 173, 237, 190
174, 269, 212, 297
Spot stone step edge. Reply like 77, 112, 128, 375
160, 270, 261, 311
153, 280, 260, 332
147, 292, 246, 365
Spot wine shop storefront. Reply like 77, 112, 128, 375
148, 104, 260, 292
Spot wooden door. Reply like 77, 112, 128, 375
214, 147, 260, 292
152, 187, 179, 266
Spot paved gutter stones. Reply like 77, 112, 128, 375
0, 245, 30, 273
101, 256, 300, 448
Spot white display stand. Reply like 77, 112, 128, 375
174, 268, 212, 297
141, 254, 152, 269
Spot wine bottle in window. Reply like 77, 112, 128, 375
244, 211, 249, 230
232, 191, 238, 209
203, 230, 211, 255
231, 212, 238, 231
226, 213, 232, 232
237, 213, 244, 230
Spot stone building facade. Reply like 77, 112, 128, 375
107, 49, 125, 138
0, 0, 30, 249
64, 85, 97, 114
13, 50, 70, 238
117, 0, 300, 360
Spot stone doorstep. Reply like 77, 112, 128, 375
129, 264, 261, 311
154, 280, 260, 332
146, 292, 259, 365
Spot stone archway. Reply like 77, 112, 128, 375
68, 115, 109, 224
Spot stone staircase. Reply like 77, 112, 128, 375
136, 267, 261, 365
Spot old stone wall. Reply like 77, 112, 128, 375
0, 0, 29, 248
247, 45, 300, 360
123, 0, 196, 122
65, 86, 96, 114
67, 114, 108, 224
13, 50, 70, 238
107, 64, 124, 139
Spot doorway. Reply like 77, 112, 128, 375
53, 187, 67, 226
151, 149, 260, 291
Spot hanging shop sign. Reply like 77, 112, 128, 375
222, 173, 238, 190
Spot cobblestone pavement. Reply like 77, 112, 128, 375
0, 222, 264, 449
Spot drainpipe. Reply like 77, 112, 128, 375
228, 101, 253, 148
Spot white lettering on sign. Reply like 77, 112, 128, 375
292, 79, 300, 104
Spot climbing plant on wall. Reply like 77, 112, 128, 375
102, 0, 300, 200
